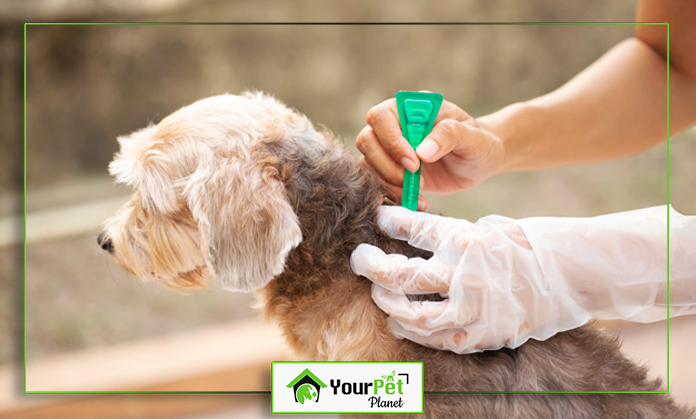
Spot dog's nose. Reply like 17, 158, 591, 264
97, 231, 113, 253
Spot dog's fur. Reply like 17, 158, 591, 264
101, 93, 693, 418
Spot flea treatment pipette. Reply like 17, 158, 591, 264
395, 91, 443, 211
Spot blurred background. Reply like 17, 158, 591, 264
2, 0, 695, 418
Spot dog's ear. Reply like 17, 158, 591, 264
109, 125, 179, 213
185, 150, 302, 291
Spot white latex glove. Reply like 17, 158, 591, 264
351, 205, 696, 354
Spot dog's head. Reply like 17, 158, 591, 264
99, 93, 322, 291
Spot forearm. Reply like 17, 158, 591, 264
516, 206, 696, 322
481, 37, 696, 173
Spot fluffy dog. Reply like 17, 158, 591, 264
100, 93, 692, 418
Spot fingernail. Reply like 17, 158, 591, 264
400, 157, 420, 173
419, 175, 424, 188
417, 197, 427, 211
416, 138, 440, 160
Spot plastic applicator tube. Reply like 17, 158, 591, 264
395, 91, 443, 211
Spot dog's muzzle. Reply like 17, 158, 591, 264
97, 231, 113, 253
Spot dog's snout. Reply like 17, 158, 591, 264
97, 231, 113, 253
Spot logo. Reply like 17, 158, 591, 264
286, 368, 328, 404
272, 362, 423, 414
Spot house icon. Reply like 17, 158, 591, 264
286, 368, 328, 404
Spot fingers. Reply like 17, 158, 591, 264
356, 99, 420, 175
356, 96, 504, 197
350, 244, 451, 294
374, 284, 526, 354
356, 127, 408, 187
372, 285, 478, 331
366, 100, 420, 172
376, 206, 471, 251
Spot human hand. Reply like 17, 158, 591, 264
355, 97, 505, 209
351, 205, 678, 354
350, 206, 591, 353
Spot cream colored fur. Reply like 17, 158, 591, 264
104, 92, 305, 291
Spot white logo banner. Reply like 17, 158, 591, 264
272, 362, 423, 414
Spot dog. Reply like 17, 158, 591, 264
99, 92, 693, 418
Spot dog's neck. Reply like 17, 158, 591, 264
258, 134, 429, 360
274, 137, 385, 282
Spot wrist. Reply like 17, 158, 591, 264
477, 101, 543, 174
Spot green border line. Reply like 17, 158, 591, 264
666, 21, 670, 393
23, 21, 28, 395
23, 21, 670, 396
24, 22, 666, 25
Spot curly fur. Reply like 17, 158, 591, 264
101, 93, 693, 418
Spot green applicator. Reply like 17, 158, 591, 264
395, 91, 443, 211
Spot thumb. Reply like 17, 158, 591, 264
415, 119, 467, 163
416, 119, 490, 164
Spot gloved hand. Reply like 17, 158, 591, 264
351, 205, 696, 354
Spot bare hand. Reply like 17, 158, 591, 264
355, 97, 505, 209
